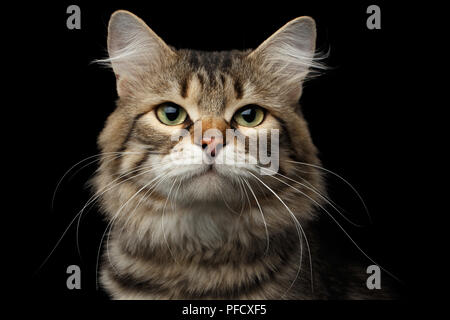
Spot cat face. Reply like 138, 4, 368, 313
96, 10, 323, 209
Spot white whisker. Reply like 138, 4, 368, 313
161, 178, 179, 265
116, 174, 167, 241
37, 162, 160, 272
247, 171, 311, 298
243, 178, 270, 256
76, 163, 160, 258
258, 166, 363, 227
51, 151, 145, 210
263, 168, 400, 283
287, 160, 372, 223
96, 172, 167, 289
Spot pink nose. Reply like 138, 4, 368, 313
201, 136, 223, 157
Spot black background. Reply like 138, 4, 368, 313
10, 0, 419, 306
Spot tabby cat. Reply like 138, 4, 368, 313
93, 10, 395, 299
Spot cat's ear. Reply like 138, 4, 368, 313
249, 17, 323, 98
105, 10, 176, 96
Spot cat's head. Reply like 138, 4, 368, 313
95, 10, 324, 214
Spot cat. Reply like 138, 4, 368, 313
93, 10, 396, 299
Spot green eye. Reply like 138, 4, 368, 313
233, 105, 265, 127
156, 102, 187, 126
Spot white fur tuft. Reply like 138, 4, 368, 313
250, 17, 328, 84
95, 10, 174, 78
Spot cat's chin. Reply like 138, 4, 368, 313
175, 169, 241, 203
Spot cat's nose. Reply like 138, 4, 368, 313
201, 136, 223, 158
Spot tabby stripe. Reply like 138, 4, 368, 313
179, 75, 190, 98
105, 261, 279, 299
233, 78, 243, 99
107, 111, 147, 176
118, 111, 149, 153
133, 149, 152, 170
119, 236, 294, 267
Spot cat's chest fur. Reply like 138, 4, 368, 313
100, 201, 324, 299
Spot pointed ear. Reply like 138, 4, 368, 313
105, 10, 176, 95
249, 17, 323, 94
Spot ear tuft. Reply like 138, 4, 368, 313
249, 17, 327, 84
97, 10, 175, 81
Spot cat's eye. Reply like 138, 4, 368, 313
156, 102, 187, 126
233, 105, 265, 127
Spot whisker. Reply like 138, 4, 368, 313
258, 166, 364, 227
290, 170, 344, 212
171, 178, 183, 213
240, 177, 253, 216
37, 163, 161, 272
243, 178, 270, 256
68, 154, 121, 183
74, 154, 152, 260
220, 191, 241, 215
161, 178, 179, 265
287, 160, 372, 223
219, 179, 243, 216
116, 174, 167, 241
75, 163, 161, 259
105, 173, 167, 278
95, 172, 167, 289
237, 177, 247, 216
247, 171, 311, 298
51, 151, 146, 210
262, 169, 401, 283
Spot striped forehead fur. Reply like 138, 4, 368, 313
97, 10, 326, 90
